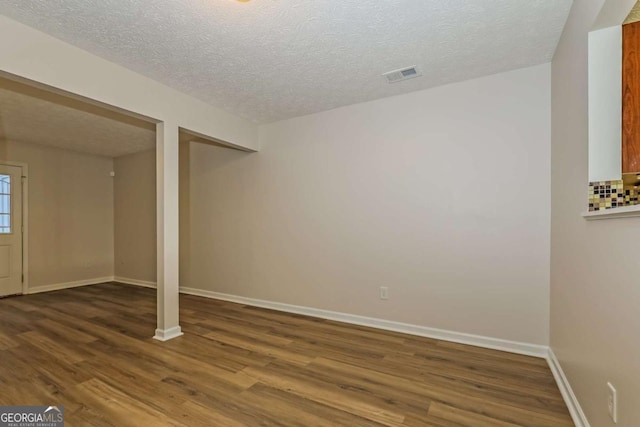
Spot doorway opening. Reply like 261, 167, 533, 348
0, 162, 26, 297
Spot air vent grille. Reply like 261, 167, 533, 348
383, 66, 422, 83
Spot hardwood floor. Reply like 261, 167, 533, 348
0, 283, 572, 426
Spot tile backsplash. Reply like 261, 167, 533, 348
589, 180, 639, 211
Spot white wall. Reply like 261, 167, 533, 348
551, 0, 640, 425
184, 63, 552, 345
588, 26, 622, 182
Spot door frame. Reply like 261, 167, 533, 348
0, 161, 28, 295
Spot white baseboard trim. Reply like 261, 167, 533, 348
179, 287, 548, 358
53, 279, 583, 423
113, 276, 157, 289
27, 279, 584, 422
547, 348, 590, 427
26, 276, 115, 294
153, 326, 183, 341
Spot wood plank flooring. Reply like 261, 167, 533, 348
0, 283, 573, 426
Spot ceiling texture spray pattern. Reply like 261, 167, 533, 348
625, 1, 640, 23
0, 0, 572, 123
0, 82, 155, 157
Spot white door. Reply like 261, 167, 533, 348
0, 165, 22, 297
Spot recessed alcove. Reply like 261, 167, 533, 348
585, 0, 640, 217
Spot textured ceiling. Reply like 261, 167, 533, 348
0, 78, 155, 157
0, 1, 572, 123
625, 1, 640, 24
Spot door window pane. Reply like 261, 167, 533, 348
0, 175, 11, 234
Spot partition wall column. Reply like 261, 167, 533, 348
154, 121, 182, 341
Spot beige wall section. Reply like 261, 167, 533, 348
113, 149, 156, 283
551, 1, 640, 426
179, 141, 191, 288
184, 63, 552, 345
0, 140, 114, 289
111, 141, 191, 286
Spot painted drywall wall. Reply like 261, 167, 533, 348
179, 141, 191, 288
114, 149, 156, 283
551, 0, 640, 425
0, 16, 258, 151
588, 26, 622, 182
0, 140, 114, 289
112, 142, 191, 286
183, 63, 551, 345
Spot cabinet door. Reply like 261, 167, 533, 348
622, 21, 640, 173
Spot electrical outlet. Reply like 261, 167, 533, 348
380, 286, 389, 300
607, 382, 617, 423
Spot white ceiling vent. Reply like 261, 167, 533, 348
382, 66, 422, 84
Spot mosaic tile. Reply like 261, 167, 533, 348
588, 179, 638, 211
